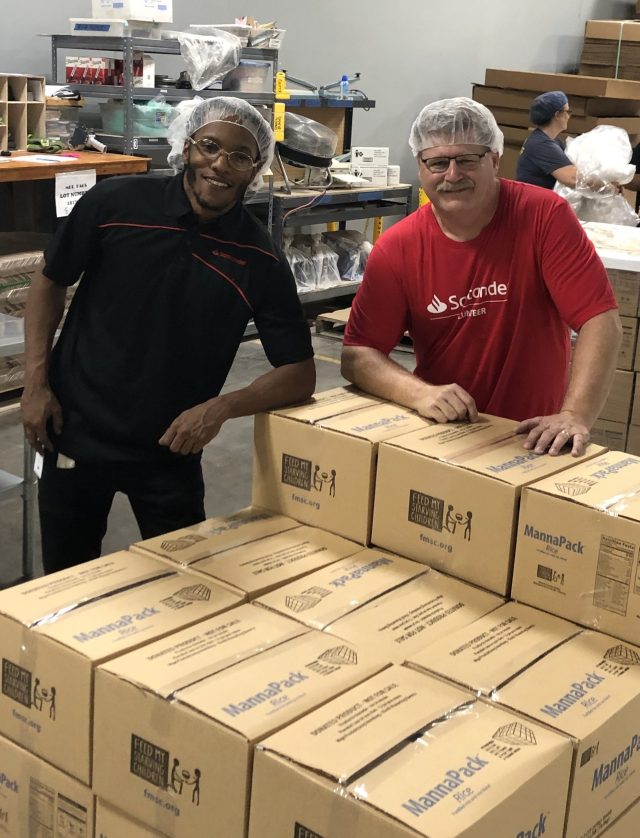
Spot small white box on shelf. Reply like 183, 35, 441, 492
91, 0, 173, 23
351, 146, 389, 166
349, 164, 388, 186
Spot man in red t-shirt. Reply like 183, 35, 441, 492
342, 97, 621, 457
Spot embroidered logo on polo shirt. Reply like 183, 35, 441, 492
211, 249, 247, 267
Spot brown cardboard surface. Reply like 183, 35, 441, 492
511, 451, 640, 644
96, 799, 166, 837
602, 798, 640, 836
131, 506, 300, 566
590, 418, 628, 452
497, 630, 640, 838
601, 369, 635, 423
604, 268, 640, 322
486, 67, 640, 99
0, 733, 94, 838
324, 569, 504, 663
250, 668, 572, 838
619, 315, 638, 371
585, 19, 640, 43
93, 625, 385, 838
252, 397, 432, 543
189, 525, 362, 598
0, 556, 242, 785
490, 106, 640, 133
371, 416, 604, 595
407, 601, 579, 695
498, 143, 522, 179
627, 423, 640, 454
631, 373, 640, 423
255, 548, 425, 630
473, 84, 640, 117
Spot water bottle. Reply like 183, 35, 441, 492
339, 74, 349, 99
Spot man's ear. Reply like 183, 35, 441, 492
182, 141, 190, 166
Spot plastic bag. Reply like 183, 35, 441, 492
283, 234, 315, 292
324, 230, 369, 281
309, 233, 341, 289
177, 30, 241, 91
554, 125, 639, 226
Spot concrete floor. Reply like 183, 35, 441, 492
0, 332, 414, 587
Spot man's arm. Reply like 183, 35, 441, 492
159, 358, 316, 455
341, 345, 478, 423
20, 266, 67, 454
517, 309, 622, 456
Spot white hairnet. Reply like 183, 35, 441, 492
167, 96, 275, 195
409, 97, 504, 157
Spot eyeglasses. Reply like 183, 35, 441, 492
420, 150, 490, 173
188, 137, 259, 172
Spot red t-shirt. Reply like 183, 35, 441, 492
344, 179, 617, 421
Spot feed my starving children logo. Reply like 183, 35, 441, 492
130, 734, 201, 806
281, 453, 336, 497
407, 489, 472, 541
2, 659, 56, 720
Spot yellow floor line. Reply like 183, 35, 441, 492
314, 353, 341, 365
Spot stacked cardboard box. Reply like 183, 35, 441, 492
583, 225, 640, 451
579, 20, 640, 81
475, 68, 640, 179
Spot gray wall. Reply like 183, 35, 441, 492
0, 0, 633, 180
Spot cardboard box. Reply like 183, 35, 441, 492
498, 124, 530, 144
603, 266, 640, 318
351, 146, 389, 166
473, 84, 640, 117
485, 67, 640, 99
252, 389, 431, 543
256, 548, 426, 630
599, 368, 634, 423
603, 798, 640, 836
512, 450, 640, 644
585, 19, 640, 43
490, 106, 640, 134
349, 164, 388, 186
249, 665, 573, 838
131, 505, 300, 566
619, 315, 638, 370
407, 601, 579, 695
498, 142, 521, 179
91, 0, 172, 23
324, 568, 504, 663
188, 525, 363, 599
627, 423, 640, 454
371, 414, 605, 595
631, 374, 640, 424
0, 733, 94, 837
93, 616, 386, 838
96, 799, 165, 837
0, 551, 243, 784
590, 418, 628, 452
497, 630, 640, 838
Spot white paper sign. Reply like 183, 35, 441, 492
55, 169, 97, 217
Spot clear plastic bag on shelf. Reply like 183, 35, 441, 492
176, 30, 242, 91
309, 233, 341, 289
323, 230, 372, 281
283, 234, 315, 292
554, 125, 639, 226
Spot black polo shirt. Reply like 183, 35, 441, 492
44, 174, 313, 463
516, 128, 572, 189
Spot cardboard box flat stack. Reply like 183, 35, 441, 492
93, 608, 386, 838
252, 386, 432, 543
512, 449, 640, 644
0, 550, 243, 784
474, 67, 640, 179
249, 665, 574, 838
0, 733, 94, 837
496, 630, 640, 838
580, 20, 640, 81
370, 413, 604, 595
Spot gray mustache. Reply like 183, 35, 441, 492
436, 180, 474, 192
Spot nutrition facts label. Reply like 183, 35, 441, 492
594, 534, 635, 616
28, 779, 87, 837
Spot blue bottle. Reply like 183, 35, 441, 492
339, 74, 349, 98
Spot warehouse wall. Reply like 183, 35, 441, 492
0, 0, 632, 183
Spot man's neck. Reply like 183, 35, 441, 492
431, 180, 501, 242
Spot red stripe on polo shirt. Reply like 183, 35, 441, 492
191, 252, 253, 312
199, 233, 278, 261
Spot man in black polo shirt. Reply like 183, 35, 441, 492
21, 97, 315, 574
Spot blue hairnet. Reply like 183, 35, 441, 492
529, 91, 569, 126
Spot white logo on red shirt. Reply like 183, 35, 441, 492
426, 281, 508, 317
427, 295, 447, 314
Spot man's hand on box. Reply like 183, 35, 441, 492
516, 411, 590, 457
159, 397, 232, 455
415, 383, 479, 424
